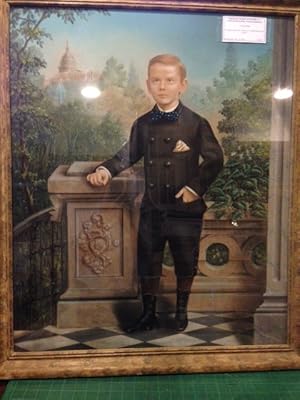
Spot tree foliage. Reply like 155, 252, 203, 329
198, 44, 244, 116
206, 51, 272, 221
100, 56, 127, 89
9, 8, 122, 223
50, 101, 125, 162
218, 51, 272, 139
10, 9, 88, 222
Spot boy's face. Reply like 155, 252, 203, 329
147, 63, 187, 111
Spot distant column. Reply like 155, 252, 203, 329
254, 17, 294, 344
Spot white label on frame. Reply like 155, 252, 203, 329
222, 16, 267, 43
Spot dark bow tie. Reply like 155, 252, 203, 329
150, 108, 180, 122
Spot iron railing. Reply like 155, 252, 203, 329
13, 208, 67, 330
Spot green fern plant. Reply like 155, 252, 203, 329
206, 141, 269, 221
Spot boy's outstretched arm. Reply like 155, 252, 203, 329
87, 119, 144, 186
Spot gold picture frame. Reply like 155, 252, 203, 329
1, 0, 300, 378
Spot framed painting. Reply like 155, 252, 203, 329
1, 0, 300, 378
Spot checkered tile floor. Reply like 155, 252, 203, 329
14, 312, 254, 351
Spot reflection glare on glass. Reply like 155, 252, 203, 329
273, 87, 293, 100
81, 85, 101, 99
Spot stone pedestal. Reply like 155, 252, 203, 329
48, 162, 143, 328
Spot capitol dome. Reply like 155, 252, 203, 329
58, 42, 77, 73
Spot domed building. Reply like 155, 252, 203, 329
58, 42, 78, 73
44, 42, 100, 105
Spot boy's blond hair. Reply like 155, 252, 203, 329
148, 54, 187, 80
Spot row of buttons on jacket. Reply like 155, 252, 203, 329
148, 183, 172, 189
149, 137, 172, 143
149, 136, 175, 190
148, 160, 172, 167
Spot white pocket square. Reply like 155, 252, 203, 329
173, 140, 190, 152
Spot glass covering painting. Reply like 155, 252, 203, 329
10, 7, 293, 352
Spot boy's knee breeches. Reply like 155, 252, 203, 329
137, 208, 202, 278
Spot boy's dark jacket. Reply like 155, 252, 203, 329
100, 102, 224, 216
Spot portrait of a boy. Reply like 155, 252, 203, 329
87, 54, 224, 332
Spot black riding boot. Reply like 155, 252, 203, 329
125, 294, 158, 333
175, 291, 190, 332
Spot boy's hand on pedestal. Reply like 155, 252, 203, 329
175, 187, 200, 203
87, 170, 110, 186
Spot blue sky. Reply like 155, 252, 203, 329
40, 9, 272, 87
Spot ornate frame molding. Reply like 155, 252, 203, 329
1, 0, 300, 378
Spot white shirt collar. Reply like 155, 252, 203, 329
157, 102, 179, 113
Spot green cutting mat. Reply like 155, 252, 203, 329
2, 371, 300, 400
